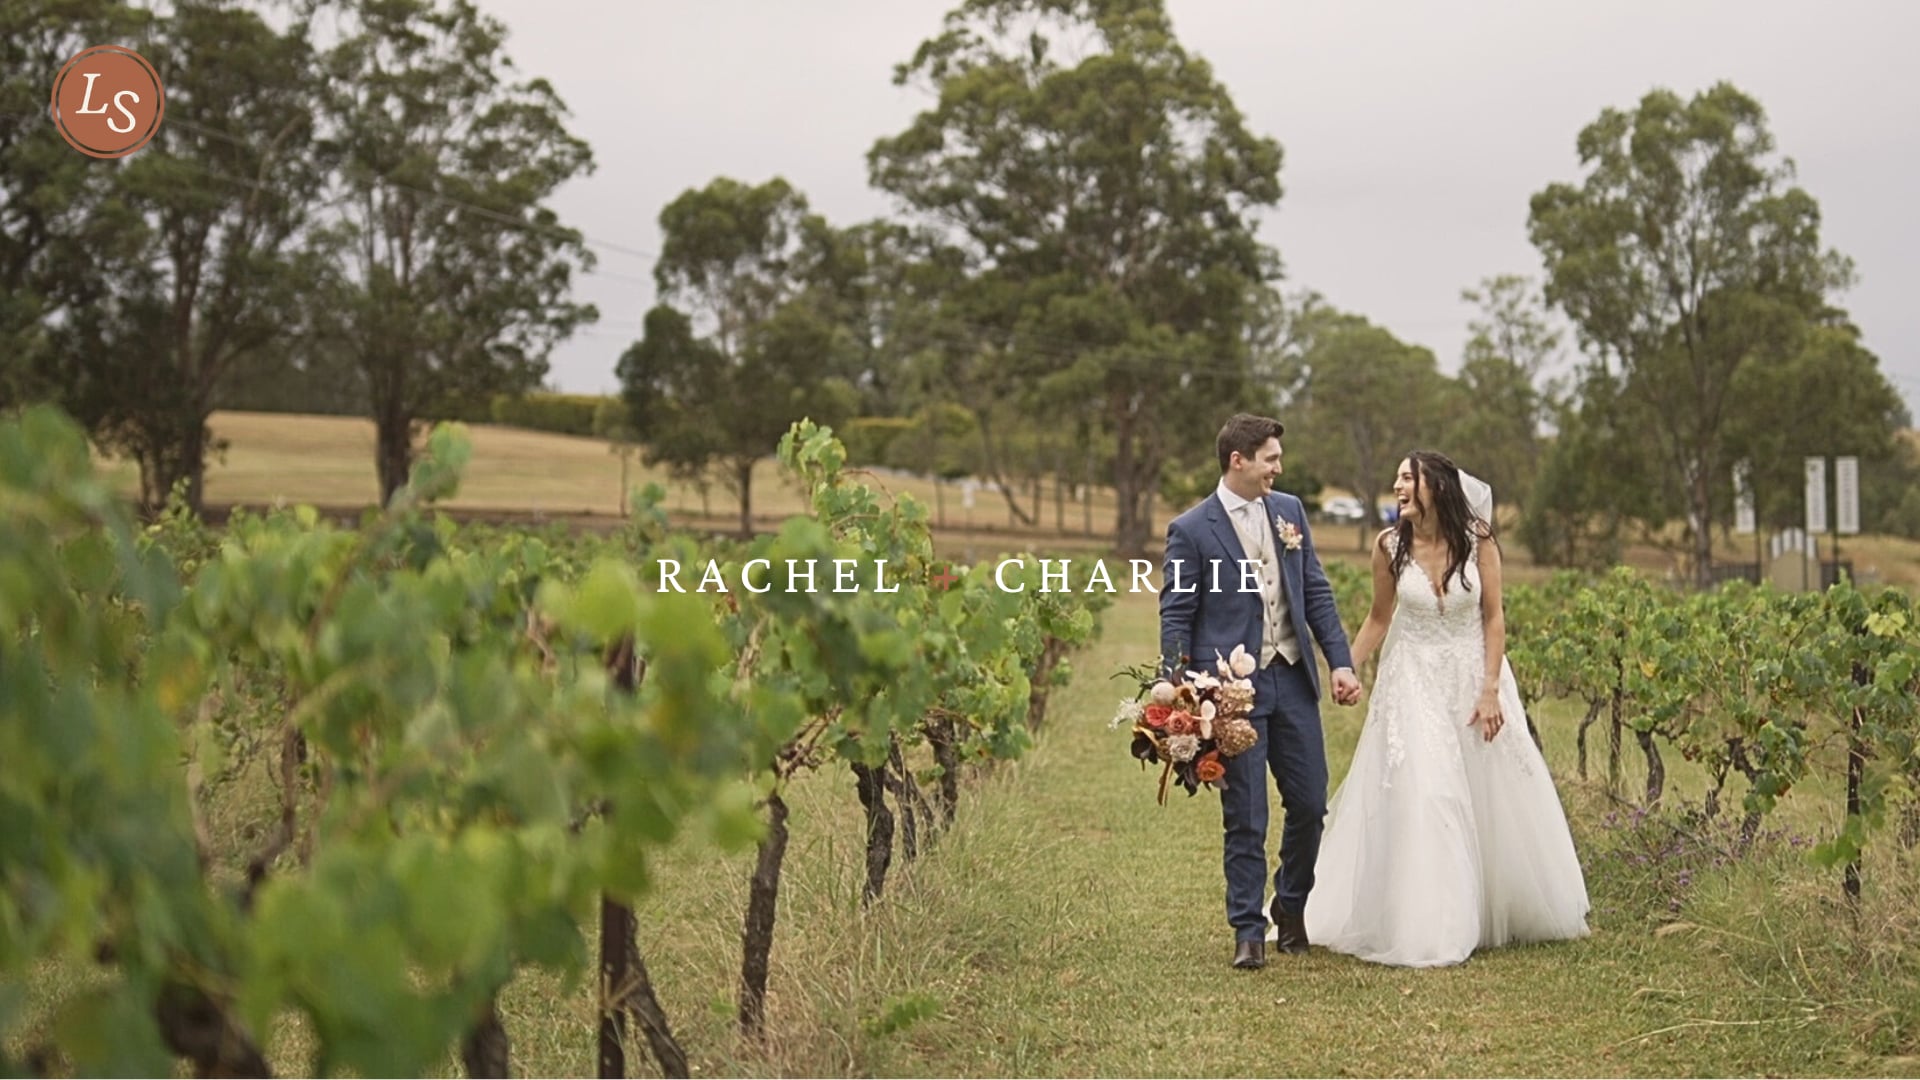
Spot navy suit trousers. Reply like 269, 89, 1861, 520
1219, 654, 1328, 941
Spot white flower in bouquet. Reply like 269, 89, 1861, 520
1110, 699, 1145, 730
1165, 734, 1201, 763
1228, 643, 1258, 678
1150, 681, 1176, 705
1186, 670, 1221, 691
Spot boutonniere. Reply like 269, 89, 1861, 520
1275, 516, 1303, 552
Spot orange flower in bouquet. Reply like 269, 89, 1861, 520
1111, 644, 1261, 804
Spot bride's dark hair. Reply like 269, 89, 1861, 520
1385, 450, 1493, 595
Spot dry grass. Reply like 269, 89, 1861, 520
150, 412, 1158, 545
115, 411, 1920, 589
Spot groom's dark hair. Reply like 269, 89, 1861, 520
1216, 413, 1285, 474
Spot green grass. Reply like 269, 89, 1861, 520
470, 590, 1914, 1077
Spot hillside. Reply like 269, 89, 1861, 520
98, 411, 1920, 587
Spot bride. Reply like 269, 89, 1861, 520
1302, 451, 1590, 967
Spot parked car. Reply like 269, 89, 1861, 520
1321, 495, 1367, 523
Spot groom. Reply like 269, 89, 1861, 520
1159, 413, 1362, 970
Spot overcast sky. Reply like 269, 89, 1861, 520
479, 0, 1920, 418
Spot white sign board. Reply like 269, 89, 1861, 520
1835, 456, 1859, 536
1804, 457, 1827, 534
1733, 461, 1755, 535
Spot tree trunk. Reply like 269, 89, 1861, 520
738, 792, 789, 1039
1575, 699, 1603, 781
597, 897, 688, 1079
1026, 636, 1069, 730
973, 410, 1037, 528
617, 448, 630, 517
1845, 662, 1869, 905
375, 405, 413, 506
596, 637, 685, 1079
1728, 737, 1765, 849
885, 736, 926, 862
1111, 469, 1146, 555
1109, 404, 1155, 557
924, 713, 960, 828
598, 898, 632, 1079
460, 995, 510, 1079
155, 979, 272, 1078
852, 760, 894, 906
1704, 759, 1729, 821
1637, 728, 1664, 809
136, 410, 212, 518
736, 458, 754, 538
1689, 454, 1715, 589
1083, 454, 1094, 536
178, 415, 208, 518
625, 945, 687, 1078
1607, 683, 1624, 798
1054, 463, 1066, 533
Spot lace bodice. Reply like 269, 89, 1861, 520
1384, 532, 1486, 657
1372, 531, 1507, 785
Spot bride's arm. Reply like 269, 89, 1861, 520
1470, 524, 1508, 741
1475, 524, 1506, 688
1347, 530, 1398, 668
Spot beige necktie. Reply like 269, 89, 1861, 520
1236, 502, 1266, 563
1238, 500, 1300, 665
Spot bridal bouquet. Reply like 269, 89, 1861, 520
1111, 644, 1261, 805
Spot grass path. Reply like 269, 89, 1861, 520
503, 589, 1906, 1078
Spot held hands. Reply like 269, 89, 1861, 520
1469, 689, 1503, 742
1330, 667, 1364, 707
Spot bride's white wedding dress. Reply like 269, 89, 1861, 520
1304, 535, 1590, 967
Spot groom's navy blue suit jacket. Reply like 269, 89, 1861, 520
1158, 490, 1354, 699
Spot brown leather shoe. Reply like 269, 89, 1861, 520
1274, 912, 1309, 955
1232, 939, 1266, 969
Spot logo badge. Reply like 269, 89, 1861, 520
50, 45, 165, 159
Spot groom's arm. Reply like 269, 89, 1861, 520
1297, 511, 1354, 672
1159, 517, 1200, 679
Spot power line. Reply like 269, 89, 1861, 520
579, 266, 655, 287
